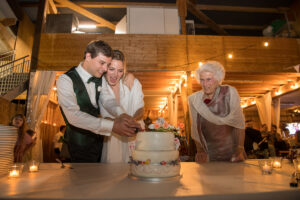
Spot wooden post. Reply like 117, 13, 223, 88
177, 0, 187, 35
168, 94, 174, 125
30, 0, 48, 72
181, 71, 195, 158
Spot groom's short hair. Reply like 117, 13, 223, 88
84, 40, 113, 59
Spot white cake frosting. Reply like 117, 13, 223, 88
135, 132, 175, 151
132, 150, 179, 163
129, 131, 180, 178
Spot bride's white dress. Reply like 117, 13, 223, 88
99, 77, 144, 163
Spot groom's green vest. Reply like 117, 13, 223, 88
60, 67, 104, 162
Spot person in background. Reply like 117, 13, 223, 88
188, 61, 246, 163
295, 130, 300, 147
10, 114, 36, 163
100, 50, 145, 163
57, 40, 141, 163
53, 125, 66, 159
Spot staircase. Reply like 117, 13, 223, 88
0, 51, 30, 100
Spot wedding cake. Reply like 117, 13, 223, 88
129, 131, 180, 178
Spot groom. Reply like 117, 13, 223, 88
57, 40, 141, 162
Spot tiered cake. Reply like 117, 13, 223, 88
129, 131, 180, 178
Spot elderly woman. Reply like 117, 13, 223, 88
188, 61, 246, 163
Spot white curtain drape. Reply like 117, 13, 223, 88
174, 95, 178, 127
26, 71, 56, 162
272, 98, 281, 134
255, 92, 272, 131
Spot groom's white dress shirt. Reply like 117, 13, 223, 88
56, 63, 113, 136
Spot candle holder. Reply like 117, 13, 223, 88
29, 160, 39, 172
293, 158, 300, 180
8, 164, 24, 178
272, 157, 282, 168
258, 159, 273, 175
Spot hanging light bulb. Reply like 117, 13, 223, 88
198, 62, 203, 67
228, 53, 233, 59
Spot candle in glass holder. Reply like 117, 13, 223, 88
262, 164, 271, 173
9, 165, 20, 178
29, 165, 38, 172
29, 161, 39, 172
273, 161, 281, 168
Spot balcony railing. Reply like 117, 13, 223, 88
0, 55, 30, 96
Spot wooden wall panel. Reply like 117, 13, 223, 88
0, 98, 25, 125
15, 14, 35, 60
38, 34, 300, 72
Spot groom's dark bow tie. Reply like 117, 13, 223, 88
87, 77, 102, 85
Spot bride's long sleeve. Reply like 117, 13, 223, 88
99, 78, 126, 118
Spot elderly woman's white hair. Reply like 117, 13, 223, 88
195, 61, 225, 84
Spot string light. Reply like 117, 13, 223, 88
184, 83, 187, 87
264, 42, 269, 47
275, 90, 281, 95
198, 62, 203, 67
291, 83, 299, 89
227, 53, 233, 59
53, 87, 57, 91
251, 99, 256, 105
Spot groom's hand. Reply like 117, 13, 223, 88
112, 114, 142, 137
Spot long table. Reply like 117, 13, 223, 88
0, 160, 299, 200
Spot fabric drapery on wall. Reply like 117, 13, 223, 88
26, 71, 56, 162
272, 98, 281, 134
255, 92, 272, 131
168, 95, 174, 125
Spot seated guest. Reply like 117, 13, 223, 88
244, 120, 264, 156
272, 125, 289, 155
295, 130, 300, 147
10, 114, 36, 162
53, 125, 66, 159
188, 61, 246, 163
260, 124, 271, 158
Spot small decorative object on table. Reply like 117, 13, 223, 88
272, 157, 282, 168
8, 164, 23, 178
258, 159, 273, 175
293, 158, 300, 180
29, 160, 39, 172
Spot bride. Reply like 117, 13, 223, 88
100, 50, 145, 163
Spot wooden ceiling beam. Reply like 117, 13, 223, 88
195, 24, 265, 30
187, 0, 228, 35
196, 4, 289, 14
48, 0, 58, 14
54, 0, 115, 30
0, 18, 17, 27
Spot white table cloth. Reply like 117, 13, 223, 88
0, 160, 299, 200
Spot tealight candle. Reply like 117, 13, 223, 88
262, 164, 271, 173
29, 160, 39, 172
273, 161, 281, 168
29, 165, 38, 172
259, 160, 273, 175
272, 157, 282, 168
9, 165, 20, 178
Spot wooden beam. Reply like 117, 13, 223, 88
54, 0, 115, 30
0, 23, 15, 51
0, 18, 17, 27
187, 1, 228, 35
196, 4, 289, 13
48, 0, 58, 14
30, 0, 48, 71
6, 0, 24, 20
177, 0, 187, 35
195, 24, 265, 30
